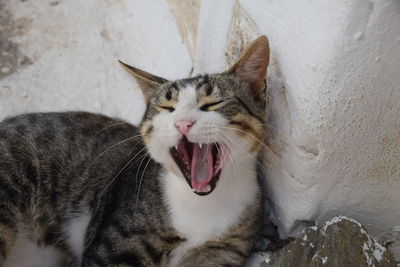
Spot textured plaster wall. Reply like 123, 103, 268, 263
194, 0, 400, 259
0, 0, 191, 124
1, 0, 400, 260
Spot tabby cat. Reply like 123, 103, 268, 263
0, 36, 270, 266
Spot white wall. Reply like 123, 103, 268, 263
0, 0, 191, 124
250, 0, 400, 257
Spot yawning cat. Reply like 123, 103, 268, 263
0, 36, 270, 266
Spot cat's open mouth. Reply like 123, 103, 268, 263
170, 139, 226, 196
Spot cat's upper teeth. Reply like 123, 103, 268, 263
199, 143, 203, 148
175, 145, 178, 150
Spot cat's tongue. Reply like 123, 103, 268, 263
191, 144, 214, 191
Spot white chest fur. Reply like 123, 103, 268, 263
163, 160, 258, 266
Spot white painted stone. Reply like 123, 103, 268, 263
240, 0, 400, 256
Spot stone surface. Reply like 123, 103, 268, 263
261, 216, 396, 267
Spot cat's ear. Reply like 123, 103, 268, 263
225, 36, 270, 97
119, 60, 168, 103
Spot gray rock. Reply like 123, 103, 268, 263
245, 252, 273, 267
260, 216, 396, 267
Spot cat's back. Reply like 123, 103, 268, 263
0, 111, 138, 152
1, 111, 141, 165
0, 111, 147, 200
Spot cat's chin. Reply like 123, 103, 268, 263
170, 138, 227, 196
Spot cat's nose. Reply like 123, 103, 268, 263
175, 120, 195, 135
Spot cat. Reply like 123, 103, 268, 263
0, 36, 270, 267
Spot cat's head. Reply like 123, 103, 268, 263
120, 36, 269, 196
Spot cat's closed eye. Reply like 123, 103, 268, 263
199, 100, 224, 111
157, 106, 175, 112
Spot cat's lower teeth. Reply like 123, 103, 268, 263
194, 185, 211, 193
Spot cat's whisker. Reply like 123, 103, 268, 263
99, 145, 149, 198
254, 123, 276, 131
216, 128, 256, 157
254, 122, 272, 127
213, 132, 241, 189
218, 126, 270, 151
211, 135, 222, 164
134, 144, 161, 216
93, 122, 129, 137
216, 129, 269, 179
134, 147, 153, 191
134, 156, 152, 215
86, 135, 143, 172
134, 153, 149, 193
213, 134, 238, 188
213, 133, 232, 168
219, 127, 276, 159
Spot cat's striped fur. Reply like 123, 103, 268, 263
0, 36, 270, 266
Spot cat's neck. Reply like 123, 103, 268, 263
162, 157, 259, 244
